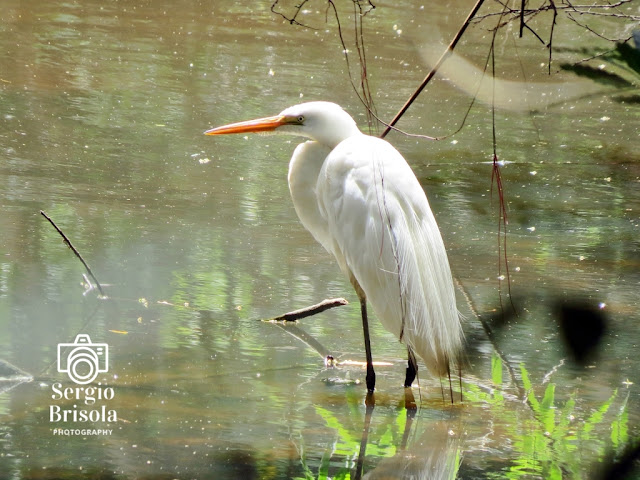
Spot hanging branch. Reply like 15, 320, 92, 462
270, 0, 378, 128
321, 1, 379, 131
473, 0, 637, 23
380, 0, 487, 139
546, 0, 558, 74
40, 210, 105, 297
485, 3, 517, 313
350, 0, 377, 131
271, 0, 316, 27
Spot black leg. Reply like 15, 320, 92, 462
404, 348, 417, 387
359, 296, 376, 392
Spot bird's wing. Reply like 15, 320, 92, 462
317, 135, 461, 376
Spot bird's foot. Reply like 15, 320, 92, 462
365, 364, 376, 393
404, 361, 417, 387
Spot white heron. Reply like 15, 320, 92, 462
205, 101, 462, 392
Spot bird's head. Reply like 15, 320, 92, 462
205, 101, 361, 149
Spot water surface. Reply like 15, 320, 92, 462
1, 0, 638, 478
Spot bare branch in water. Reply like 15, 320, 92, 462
269, 297, 349, 322
268, 321, 336, 363
40, 210, 105, 297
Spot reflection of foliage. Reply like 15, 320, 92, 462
296, 399, 404, 480
560, 42, 640, 102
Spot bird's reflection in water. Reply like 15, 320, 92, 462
355, 390, 461, 480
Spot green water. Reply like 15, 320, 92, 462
0, 0, 638, 478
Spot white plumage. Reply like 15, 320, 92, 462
206, 101, 462, 390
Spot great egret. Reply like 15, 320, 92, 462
205, 101, 462, 392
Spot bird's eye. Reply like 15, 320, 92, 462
297, 115, 305, 123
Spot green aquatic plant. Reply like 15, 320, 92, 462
296, 352, 632, 479
464, 353, 631, 479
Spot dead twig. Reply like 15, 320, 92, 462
40, 210, 105, 297
485, 4, 516, 314
271, 0, 317, 28
265, 297, 347, 366
269, 297, 349, 322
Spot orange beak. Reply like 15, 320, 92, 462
204, 115, 289, 135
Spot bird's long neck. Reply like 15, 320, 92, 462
287, 141, 334, 252
309, 117, 363, 149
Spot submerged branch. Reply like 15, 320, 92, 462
40, 210, 105, 297
269, 321, 336, 362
